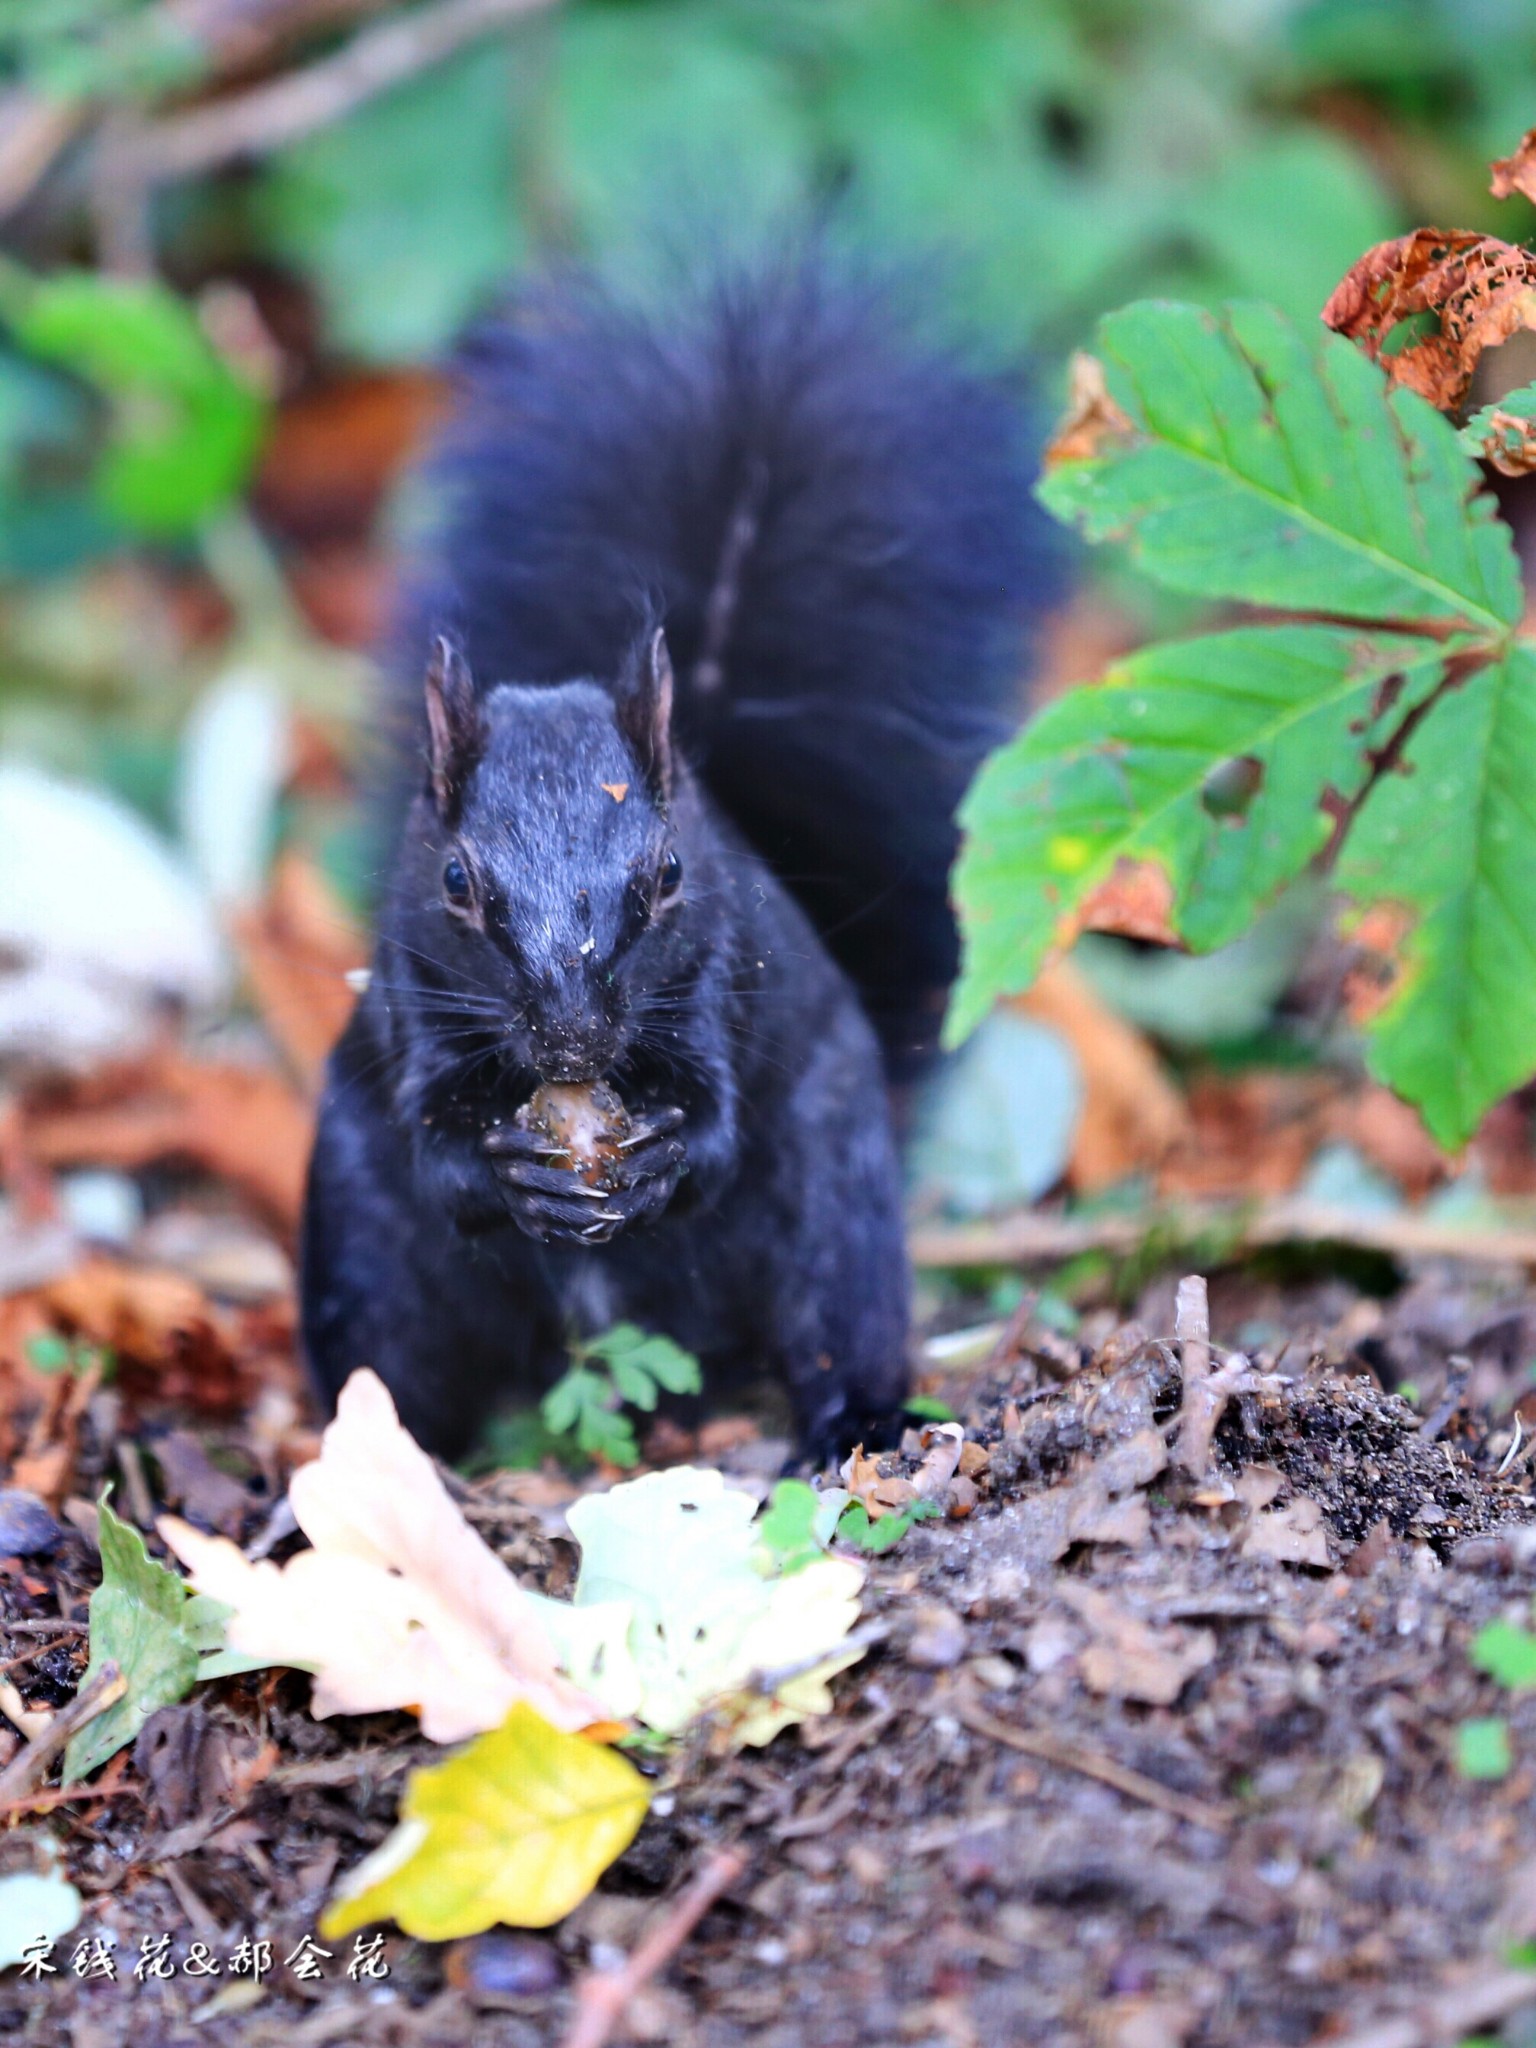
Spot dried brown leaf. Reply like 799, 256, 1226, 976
21, 1046, 312, 1236
1076, 857, 1181, 948
1044, 352, 1138, 471
230, 851, 366, 1093
1057, 1585, 1216, 1707
1017, 960, 1188, 1192
1241, 1495, 1332, 1569
1466, 406, 1536, 477
1322, 229, 1536, 410
1006, 1427, 1167, 1568
1491, 129, 1536, 206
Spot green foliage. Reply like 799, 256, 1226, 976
553, 5, 808, 260
1470, 1617, 1536, 1691
758, 1477, 944, 1566
1037, 303, 1518, 629
1335, 647, 1536, 1144
950, 298, 1536, 1147
1456, 1716, 1512, 1781
905, 1394, 957, 1423
836, 1498, 941, 1554
0, 0, 207, 102
64, 1497, 232, 1781
1461, 382, 1536, 466
0, 267, 265, 535
539, 1323, 703, 1468
756, 1479, 826, 1575
25, 1332, 110, 1379
259, 43, 525, 364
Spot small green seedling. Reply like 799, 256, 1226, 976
836, 1499, 943, 1555
539, 1323, 702, 1468
1456, 1717, 1512, 1782
1470, 1616, 1536, 1691
25, 1333, 111, 1380
905, 1394, 957, 1424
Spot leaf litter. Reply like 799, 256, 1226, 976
5, 1251, 1536, 2044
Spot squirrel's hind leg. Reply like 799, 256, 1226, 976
768, 1009, 913, 1466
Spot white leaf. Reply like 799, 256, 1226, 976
555, 1467, 866, 1746
161, 1370, 607, 1742
176, 664, 288, 907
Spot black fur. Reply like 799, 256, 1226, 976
301, 251, 1059, 1463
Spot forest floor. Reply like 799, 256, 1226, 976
5, 1196, 1536, 2048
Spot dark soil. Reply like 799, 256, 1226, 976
7, 1264, 1536, 2048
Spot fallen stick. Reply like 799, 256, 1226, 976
0, 1660, 124, 1806
1316, 1963, 1536, 2048
956, 1698, 1233, 1834
0, 1780, 138, 1821
1172, 1274, 1211, 1475
560, 1846, 748, 2048
910, 1197, 1536, 1273
110, 0, 559, 186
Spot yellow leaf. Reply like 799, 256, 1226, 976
320, 1702, 650, 1940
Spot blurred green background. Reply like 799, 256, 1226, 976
0, 0, 1532, 898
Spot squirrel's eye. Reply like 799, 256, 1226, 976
442, 855, 473, 908
657, 848, 683, 904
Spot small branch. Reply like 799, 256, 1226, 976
956, 1698, 1233, 1833
1172, 1274, 1210, 1474
560, 1846, 747, 2048
0, 1661, 124, 1807
1316, 1964, 1536, 2048
110, 0, 560, 188
909, 1197, 1536, 1274
0, 93, 82, 217
0, 1775, 138, 1822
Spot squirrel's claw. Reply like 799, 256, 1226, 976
482, 1123, 562, 1161
488, 1105, 686, 1246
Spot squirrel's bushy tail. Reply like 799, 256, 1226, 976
413, 246, 1061, 1070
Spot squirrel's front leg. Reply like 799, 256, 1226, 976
483, 1106, 687, 1245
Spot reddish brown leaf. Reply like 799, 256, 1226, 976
231, 851, 367, 1093
1342, 901, 1419, 1027
1491, 128, 1536, 206
1322, 229, 1536, 410
1043, 351, 1138, 471
1016, 960, 1189, 1192
1465, 406, 1536, 477
20, 1046, 312, 1237
1075, 857, 1180, 947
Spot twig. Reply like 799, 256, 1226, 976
108, 0, 560, 187
0, 1748, 138, 1822
267, 1749, 416, 1790
0, 1780, 139, 1821
0, 94, 82, 217
1172, 1274, 1211, 1474
1418, 1354, 1471, 1444
956, 1698, 1233, 1833
0, 1661, 124, 1806
909, 1197, 1536, 1274
560, 1846, 747, 2048
1315, 1963, 1536, 2048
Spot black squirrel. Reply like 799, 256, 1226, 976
300, 252, 1058, 1462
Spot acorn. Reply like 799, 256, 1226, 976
514, 1081, 632, 1188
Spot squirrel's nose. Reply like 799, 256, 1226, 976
527, 980, 618, 1080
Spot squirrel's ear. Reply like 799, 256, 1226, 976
424, 635, 483, 821
617, 626, 674, 802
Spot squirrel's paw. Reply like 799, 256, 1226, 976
484, 1109, 685, 1245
